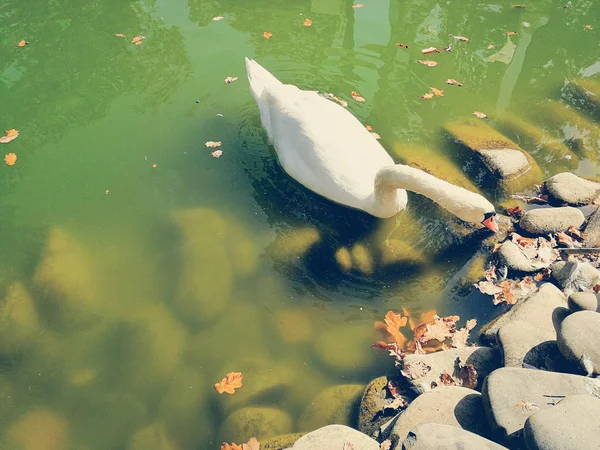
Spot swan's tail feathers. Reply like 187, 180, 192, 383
245, 57, 283, 102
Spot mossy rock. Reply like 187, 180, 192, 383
334, 247, 352, 272
127, 423, 178, 450
266, 227, 320, 262
455, 252, 489, 293
274, 308, 313, 343
298, 384, 365, 431
34, 227, 102, 327
314, 324, 377, 373
172, 208, 233, 323
219, 407, 292, 443
390, 144, 481, 193
350, 243, 373, 275
571, 78, 600, 119
0, 282, 41, 355
378, 239, 425, 267
7, 408, 70, 450
358, 376, 390, 437
260, 432, 305, 450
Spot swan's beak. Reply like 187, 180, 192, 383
482, 215, 499, 233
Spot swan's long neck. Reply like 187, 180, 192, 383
372, 164, 491, 222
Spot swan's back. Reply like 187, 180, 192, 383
245, 58, 394, 211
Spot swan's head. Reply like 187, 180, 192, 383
481, 211, 499, 233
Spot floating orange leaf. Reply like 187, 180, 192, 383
263, 31, 273, 39
115, 33, 125, 38
0, 129, 19, 144
506, 31, 517, 35
584, 25, 593, 30
376, 311, 408, 346
303, 18, 312, 26
430, 87, 444, 97
421, 47, 441, 54
396, 43, 409, 48
205, 141, 222, 148
4, 153, 17, 166
224, 76, 238, 84
211, 150, 223, 158
213, 16, 225, 21
450, 35, 470, 43
214, 371, 243, 395
417, 60, 438, 67
487, 44, 495, 49
419, 93, 434, 100
473, 111, 488, 119
445, 79, 463, 87
131, 35, 145, 45
351, 91, 366, 102
365, 125, 373, 131
16, 40, 27, 47
351, 3, 364, 8
151, 163, 157, 168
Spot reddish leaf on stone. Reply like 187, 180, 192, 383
458, 362, 478, 389
440, 371, 457, 385
506, 205, 524, 218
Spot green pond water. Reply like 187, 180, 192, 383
0, 0, 599, 447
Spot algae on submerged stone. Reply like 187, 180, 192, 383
298, 384, 365, 431
219, 407, 293, 443
0, 282, 41, 355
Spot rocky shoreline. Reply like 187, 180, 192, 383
250, 172, 600, 450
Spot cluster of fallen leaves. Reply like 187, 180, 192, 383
372, 310, 477, 359
221, 437, 259, 450
205, 140, 224, 158
114, 34, 145, 45
1, 129, 19, 166
213, 371, 243, 394
402, 356, 478, 389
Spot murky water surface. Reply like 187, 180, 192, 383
0, 0, 599, 447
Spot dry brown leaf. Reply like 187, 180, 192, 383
4, 153, 17, 166
387, 379, 401, 398
594, 284, 600, 293
430, 87, 444, 97
0, 129, 19, 144
474, 280, 503, 295
584, 25, 593, 30
263, 31, 273, 39
351, 3, 364, 7
506, 31, 517, 35
115, 33, 125, 38
224, 76, 238, 84
383, 396, 409, 412
445, 79, 463, 87
567, 225, 584, 241
417, 60, 438, 67
213, 16, 224, 21
205, 141, 222, 148
213, 372, 243, 394
450, 35, 470, 43
440, 371, 457, 385
16, 40, 28, 47
382, 311, 408, 345
365, 125, 373, 131
506, 205, 524, 218
401, 360, 431, 380
421, 315, 459, 344
452, 319, 477, 348
421, 47, 441, 54
351, 91, 366, 102
458, 362, 478, 389
534, 267, 551, 281
396, 43, 409, 48
242, 437, 260, 450
131, 36, 145, 45
487, 44, 495, 49
419, 93, 434, 100
473, 111, 488, 119
211, 150, 223, 158
303, 18, 312, 26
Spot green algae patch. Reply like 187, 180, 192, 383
298, 384, 365, 431
391, 143, 482, 194
261, 432, 306, 450
358, 376, 389, 436
7, 408, 71, 450
220, 407, 293, 443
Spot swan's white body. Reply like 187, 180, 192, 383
245, 57, 496, 227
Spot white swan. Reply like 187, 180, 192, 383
245, 57, 499, 232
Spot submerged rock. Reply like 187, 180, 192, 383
220, 407, 292, 442
275, 308, 313, 343
524, 394, 600, 450
519, 207, 585, 235
287, 425, 379, 450
389, 386, 488, 443
557, 310, 600, 375
261, 433, 305, 450
351, 243, 374, 275
482, 367, 600, 444
267, 227, 320, 262
551, 261, 600, 292
127, 423, 178, 450
401, 347, 500, 393
359, 376, 393, 437
334, 247, 353, 272
569, 78, 600, 119
568, 291, 600, 312
226, 221, 260, 276
497, 240, 537, 273
583, 207, 600, 247
402, 423, 508, 450
172, 208, 233, 323
314, 323, 378, 373
298, 384, 364, 431
544, 172, 600, 205
0, 282, 40, 355
7, 408, 70, 450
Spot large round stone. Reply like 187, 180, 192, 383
557, 310, 600, 375
219, 407, 292, 443
298, 384, 364, 431
519, 207, 584, 235
545, 172, 600, 205
403, 423, 508, 449
568, 291, 600, 313
358, 376, 390, 437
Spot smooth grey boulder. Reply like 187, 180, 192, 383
402, 423, 508, 450
479, 149, 530, 179
568, 291, 600, 312
390, 386, 488, 443
544, 172, 600, 205
583, 207, 600, 246
523, 394, 600, 450
496, 320, 566, 370
286, 425, 379, 450
482, 367, 600, 444
479, 283, 566, 345
519, 207, 585, 235
557, 310, 600, 375
551, 261, 600, 292
497, 241, 537, 273
401, 347, 500, 393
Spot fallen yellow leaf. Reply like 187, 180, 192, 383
213, 16, 224, 21
352, 3, 364, 7
417, 60, 438, 67
0, 129, 19, 144
506, 31, 517, 35
214, 372, 243, 394
430, 87, 444, 97
263, 31, 273, 39
419, 93, 434, 100
303, 18, 312, 26
351, 91, 366, 102
584, 25, 593, 30
421, 47, 441, 54
473, 111, 488, 119
131, 35, 145, 45
115, 33, 125, 38
4, 153, 17, 166
16, 40, 27, 47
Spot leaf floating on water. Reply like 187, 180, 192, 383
131, 35, 145, 45
487, 44, 495, 49
451, 318, 477, 348
512, 4, 528, 8
224, 76, 238, 84
4, 153, 17, 166
506, 31, 518, 35
351, 91, 366, 102
214, 371, 243, 394
421, 47, 441, 54
449, 34, 470, 43
213, 16, 224, 21
370, 132, 381, 140
211, 150, 223, 158
396, 43, 409, 48
365, 125, 373, 131
351, 3, 364, 8
473, 111, 488, 119
263, 31, 273, 39
205, 141, 222, 148
445, 79, 463, 87
303, 18, 312, 26
322, 93, 348, 107
430, 87, 444, 97
0, 129, 19, 144
115, 33, 126, 37
417, 59, 438, 67
584, 25, 593, 30
16, 40, 28, 47
419, 92, 434, 100
376, 310, 408, 345
151, 163, 157, 168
